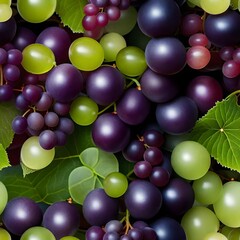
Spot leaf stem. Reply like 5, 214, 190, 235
226, 89, 240, 99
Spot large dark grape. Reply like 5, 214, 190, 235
92, 113, 131, 153
45, 63, 84, 103
0, 16, 17, 46
204, 9, 240, 47
122, 139, 145, 162
155, 96, 198, 135
42, 201, 81, 239
116, 88, 151, 125
137, 0, 181, 38
124, 179, 162, 220
151, 217, 187, 240
2, 197, 43, 236
145, 37, 186, 75
86, 66, 125, 106
82, 188, 119, 226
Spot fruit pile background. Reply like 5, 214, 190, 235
1, 0, 240, 239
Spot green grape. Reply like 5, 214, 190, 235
100, 32, 127, 62
105, 6, 137, 35
192, 171, 223, 205
187, 0, 201, 7
0, 4, 12, 22
171, 141, 211, 180
21, 43, 56, 74
0, 0, 11, 5
20, 136, 55, 170
116, 46, 147, 77
228, 228, 240, 240
221, 225, 235, 238
103, 172, 128, 198
200, 0, 230, 14
181, 206, 220, 240
17, 0, 56, 23
69, 96, 99, 126
0, 181, 8, 215
69, 37, 104, 71
60, 237, 80, 240
203, 232, 228, 240
20, 226, 56, 240
0, 228, 11, 240
213, 181, 240, 228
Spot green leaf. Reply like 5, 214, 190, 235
56, 0, 88, 33
0, 144, 11, 170
69, 147, 119, 205
188, 95, 240, 171
0, 101, 19, 149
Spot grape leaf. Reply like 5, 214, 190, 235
0, 144, 10, 170
69, 147, 119, 205
0, 101, 19, 149
188, 95, 240, 172
56, 0, 88, 33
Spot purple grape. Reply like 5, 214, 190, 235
85, 226, 105, 240
82, 188, 119, 226
120, 235, 132, 240
2, 197, 43, 236
143, 147, 163, 166
132, 221, 149, 230
53, 102, 71, 116
39, 129, 57, 150
42, 201, 81, 239
44, 111, 59, 128
122, 139, 145, 162
142, 227, 157, 240
57, 117, 74, 135
118, 0, 130, 9
105, 5, 121, 21
149, 166, 170, 187
124, 180, 162, 220
103, 231, 120, 240
15, 93, 30, 111
84, 3, 100, 15
0, 47, 8, 64
7, 49, 23, 65
45, 63, 84, 103
21, 71, 40, 85
105, 220, 123, 233
96, 12, 109, 27
27, 112, 45, 131
143, 129, 164, 148
86, 66, 125, 106
90, 0, 109, 7
134, 160, 152, 179
0, 84, 13, 101
3, 64, 20, 82
128, 228, 144, 240
54, 130, 68, 146
35, 92, 53, 111
22, 84, 43, 104
109, 0, 120, 6
92, 113, 131, 153
82, 15, 98, 31
12, 115, 28, 134
0, 16, 17, 46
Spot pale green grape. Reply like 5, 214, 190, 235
17, 0, 56, 23
228, 228, 240, 240
0, 0, 11, 5
69, 37, 104, 71
0, 181, 8, 215
60, 237, 80, 240
20, 136, 55, 170
200, 0, 230, 14
221, 225, 234, 238
0, 228, 11, 240
100, 32, 127, 62
20, 226, 56, 240
193, 171, 223, 205
69, 96, 99, 126
21, 43, 56, 74
203, 232, 228, 240
181, 206, 220, 240
171, 141, 211, 180
116, 46, 147, 77
0, 4, 12, 22
213, 181, 240, 228
103, 172, 128, 198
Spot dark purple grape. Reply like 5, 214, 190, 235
0, 16, 17, 46
140, 68, 179, 103
15, 93, 30, 111
12, 116, 28, 134
35, 92, 53, 112
122, 139, 145, 162
22, 84, 42, 104
7, 49, 23, 65
118, 0, 130, 9
223, 75, 240, 93
42, 201, 81, 239
0, 47, 8, 64
143, 129, 164, 148
134, 160, 152, 179
143, 147, 163, 166
124, 179, 162, 220
161, 178, 194, 216
117, 88, 151, 125
128, 228, 144, 240
155, 96, 198, 135
54, 130, 67, 146
142, 227, 157, 240
45, 63, 84, 103
105, 220, 123, 233
137, 0, 181, 38
204, 9, 240, 47
39, 129, 57, 150
53, 102, 70, 116
86, 66, 125, 106
149, 166, 170, 187
3, 64, 20, 82
0, 84, 13, 101
82, 188, 119, 226
36, 26, 71, 64
103, 231, 120, 240
2, 197, 43, 236
145, 37, 186, 75
132, 221, 149, 230
109, 0, 120, 6
85, 226, 105, 240
91, 0, 109, 7
27, 112, 44, 131
150, 217, 186, 240
21, 71, 39, 85
57, 117, 74, 135
92, 113, 131, 153
44, 111, 59, 128
120, 235, 132, 240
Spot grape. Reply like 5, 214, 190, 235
42, 201, 80, 239
137, 0, 181, 38
219, 46, 234, 61
103, 172, 128, 198
35, 92, 53, 112
222, 60, 240, 78
69, 36, 104, 71
124, 179, 162, 220
39, 130, 57, 150
85, 226, 105, 240
143, 147, 163, 166
0, 3, 12, 22
143, 129, 164, 148
171, 141, 211, 180
105, 220, 123, 233
0, 181, 8, 215
105, 5, 121, 21
15, 93, 31, 111
91, 0, 109, 7
84, 3, 99, 15
188, 33, 209, 47
200, 0, 230, 15
103, 231, 120, 240
149, 167, 170, 187
134, 160, 152, 179
2, 197, 43, 236
27, 112, 44, 131
7, 49, 23, 65
122, 139, 145, 162
203, 232, 228, 240
180, 13, 203, 36
116, 46, 147, 77
181, 206, 220, 240
45, 63, 84, 103
21, 43, 56, 74
82, 15, 98, 31
0, 16, 17, 46
96, 12, 108, 27
12, 115, 28, 134
60, 237, 80, 240
0, 47, 7, 64
128, 228, 143, 240
82, 188, 119, 226
142, 227, 157, 240
54, 130, 67, 146
44, 112, 59, 128
20, 136, 55, 170
17, 0, 57, 23
0, 82, 13, 101
57, 117, 74, 135
0, 228, 11, 240
3, 64, 21, 82
22, 84, 42, 104
53, 102, 70, 116
20, 226, 56, 240
120, 235, 131, 240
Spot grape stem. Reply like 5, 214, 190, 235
126, 77, 141, 89
98, 102, 116, 115
120, 209, 133, 234
0, 65, 3, 85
